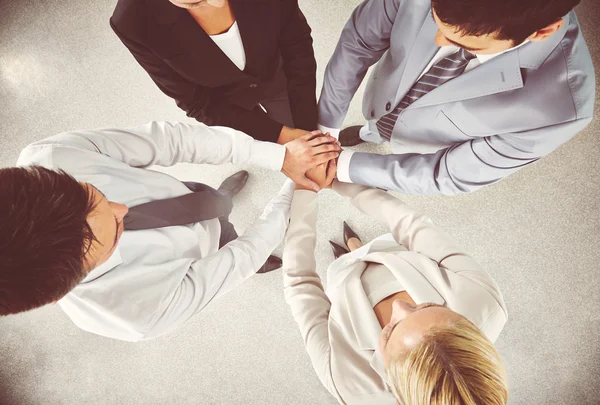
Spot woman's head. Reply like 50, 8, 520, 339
168, 0, 226, 9
380, 300, 508, 405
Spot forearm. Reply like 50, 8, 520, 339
282, 190, 336, 394
332, 180, 481, 265
23, 121, 286, 171
279, 6, 318, 131
196, 100, 284, 143
318, 0, 398, 129
147, 180, 296, 338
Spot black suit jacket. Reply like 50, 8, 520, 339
111, 0, 317, 142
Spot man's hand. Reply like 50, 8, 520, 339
300, 158, 337, 191
277, 126, 311, 145
282, 131, 341, 191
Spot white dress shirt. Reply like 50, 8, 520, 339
209, 21, 246, 71
319, 43, 527, 183
16, 121, 291, 341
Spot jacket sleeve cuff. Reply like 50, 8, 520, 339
336, 150, 355, 183
249, 141, 286, 172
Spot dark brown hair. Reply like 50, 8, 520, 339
432, 0, 580, 45
0, 166, 98, 316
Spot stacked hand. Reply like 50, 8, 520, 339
280, 128, 340, 192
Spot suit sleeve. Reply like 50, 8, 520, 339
318, 0, 401, 129
332, 181, 508, 332
278, 0, 318, 131
281, 191, 342, 401
110, 20, 283, 142
338, 117, 593, 194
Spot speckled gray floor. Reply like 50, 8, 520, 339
0, 1, 599, 404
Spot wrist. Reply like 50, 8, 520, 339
277, 126, 292, 145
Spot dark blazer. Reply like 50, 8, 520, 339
111, 0, 318, 142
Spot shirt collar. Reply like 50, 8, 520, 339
474, 40, 530, 64
81, 245, 123, 283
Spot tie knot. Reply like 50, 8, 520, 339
458, 48, 477, 61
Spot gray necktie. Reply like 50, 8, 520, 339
376, 48, 476, 140
123, 182, 232, 230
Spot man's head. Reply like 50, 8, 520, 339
0, 166, 128, 316
380, 300, 508, 405
431, 0, 580, 54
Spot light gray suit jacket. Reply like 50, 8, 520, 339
282, 182, 507, 404
319, 0, 595, 194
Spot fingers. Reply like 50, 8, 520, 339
312, 152, 340, 166
307, 134, 338, 147
299, 175, 320, 192
326, 158, 337, 183
299, 130, 324, 141
311, 142, 342, 156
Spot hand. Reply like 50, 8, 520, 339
282, 131, 341, 191
300, 158, 337, 191
277, 126, 311, 145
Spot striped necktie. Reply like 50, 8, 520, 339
376, 48, 476, 140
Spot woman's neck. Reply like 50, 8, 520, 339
373, 291, 415, 328
187, 1, 235, 35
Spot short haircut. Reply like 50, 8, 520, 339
432, 0, 580, 45
0, 166, 98, 316
387, 316, 508, 405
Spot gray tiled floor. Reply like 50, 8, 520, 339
1, 1, 599, 404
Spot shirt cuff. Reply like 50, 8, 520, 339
336, 150, 355, 183
249, 141, 286, 172
279, 179, 297, 198
318, 124, 340, 140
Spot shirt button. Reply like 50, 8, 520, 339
249, 83, 258, 88
370, 110, 375, 118
385, 102, 391, 111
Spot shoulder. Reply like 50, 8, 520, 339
557, 11, 596, 119
110, 0, 155, 38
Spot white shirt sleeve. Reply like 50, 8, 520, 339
18, 121, 286, 172
317, 124, 340, 139
335, 150, 355, 183
145, 180, 295, 339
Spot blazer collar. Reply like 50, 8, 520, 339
151, 0, 263, 76
362, 252, 446, 307
81, 246, 123, 284
342, 263, 383, 352
153, 0, 187, 25
337, 250, 446, 353
517, 13, 571, 69
400, 11, 570, 110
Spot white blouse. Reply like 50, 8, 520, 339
209, 21, 246, 71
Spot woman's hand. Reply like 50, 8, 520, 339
296, 157, 337, 191
282, 131, 340, 191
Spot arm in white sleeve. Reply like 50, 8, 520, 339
317, 124, 340, 140
332, 181, 506, 318
144, 180, 295, 340
18, 121, 286, 172
281, 190, 341, 401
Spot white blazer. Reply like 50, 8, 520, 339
282, 181, 508, 405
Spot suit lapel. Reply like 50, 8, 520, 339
396, 11, 439, 103
362, 252, 446, 306
410, 48, 524, 109
153, 0, 249, 78
229, 0, 267, 76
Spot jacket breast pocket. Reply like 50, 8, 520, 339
436, 110, 478, 139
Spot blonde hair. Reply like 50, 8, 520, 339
386, 317, 508, 405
